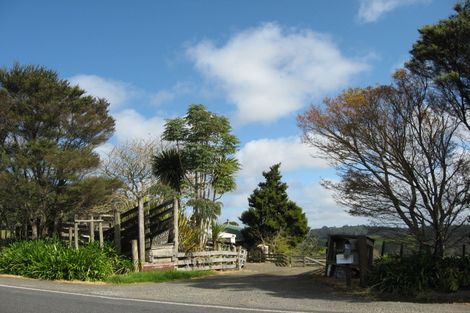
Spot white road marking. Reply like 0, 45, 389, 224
0, 283, 313, 313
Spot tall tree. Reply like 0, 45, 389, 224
0, 64, 115, 237
240, 164, 308, 251
156, 104, 240, 247
298, 70, 470, 257
408, 0, 470, 130
102, 139, 159, 264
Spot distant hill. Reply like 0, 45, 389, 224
310, 224, 470, 256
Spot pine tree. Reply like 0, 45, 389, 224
240, 163, 308, 250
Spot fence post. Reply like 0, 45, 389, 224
113, 209, 121, 254
74, 222, 79, 250
463, 244, 466, 258
381, 241, 386, 257
89, 215, 95, 243
68, 227, 73, 247
98, 220, 103, 248
399, 243, 404, 258
131, 240, 139, 272
173, 197, 179, 261
345, 265, 352, 287
237, 246, 242, 270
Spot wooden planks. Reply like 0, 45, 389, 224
176, 249, 247, 272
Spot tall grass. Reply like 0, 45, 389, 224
105, 270, 213, 284
0, 240, 132, 281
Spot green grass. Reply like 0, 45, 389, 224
0, 240, 133, 281
105, 270, 214, 284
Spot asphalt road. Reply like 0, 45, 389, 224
0, 264, 469, 313
0, 284, 314, 313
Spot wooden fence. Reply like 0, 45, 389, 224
103, 199, 175, 256
176, 248, 247, 271
379, 241, 469, 258
261, 253, 326, 267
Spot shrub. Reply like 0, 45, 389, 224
0, 240, 132, 281
369, 254, 470, 295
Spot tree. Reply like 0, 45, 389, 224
240, 164, 309, 251
298, 70, 470, 257
102, 139, 159, 264
155, 104, 240, 247
408, 0, 470, 130
0, 64, 115, 237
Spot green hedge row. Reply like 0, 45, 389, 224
369, 254, 470, 295
0, 240, 133, 281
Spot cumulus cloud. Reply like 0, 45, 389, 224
221, 136, 337, 225
357, 0, 430, 23
113, 109, 165, 143
236, 136, 329, 179
221, 178, 369, 228
188, 23, 368, 123
68, 75, 136, 110
293, 182, 369, 228
151, 82, 194, 106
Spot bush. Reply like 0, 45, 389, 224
0, 240, 132, 281
369, 254, 470, 295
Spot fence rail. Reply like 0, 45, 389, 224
260, 253, 326, 267
176, 249, 247, 271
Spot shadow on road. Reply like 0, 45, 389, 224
181, 263, 372, 303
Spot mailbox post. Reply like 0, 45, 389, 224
325, 235, 374, 287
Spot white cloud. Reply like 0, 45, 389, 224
221, 178, 369, 228
94, 142, 114, 160
188, 23, 368, 123
293, 182, 369, 228
220, 136, 335, 225
68, 75, 136, 110
357, 0, 430, 23
151, 82, 194, 106
113, 109, 165, 143
236, 136, 329, 179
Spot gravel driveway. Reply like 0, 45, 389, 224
0, 263, 469, 313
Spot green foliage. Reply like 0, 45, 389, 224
0, 64, 115, 236
0, 240, 132, 281
294, 231, 321, 256
210, 221, 226, 245
369, 255, 470, 295
157, 104, 240, 247
105, 270, 214, 284
408, 0, 470, 129
152, 147, 185, 193
240, 164, 309, 251
178, 211, 202, 253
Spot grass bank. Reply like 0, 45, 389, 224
105, 270, 214, 284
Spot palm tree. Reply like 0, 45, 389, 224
152, 147, 185, 193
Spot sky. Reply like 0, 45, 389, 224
0, 0, 457, 228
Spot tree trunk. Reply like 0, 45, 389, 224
433, 232, 445, 258
138, 197, 145, 268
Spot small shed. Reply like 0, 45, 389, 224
222, 224, 245, 245
325, 234, 375, 287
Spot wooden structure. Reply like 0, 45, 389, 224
62, 198, 247, 272
176, 248, 247, 271
103, 199, 177, 263
325, 235, 374, 287
264, 253, 326, 267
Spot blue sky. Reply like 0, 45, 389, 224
0, 0, 456, 227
